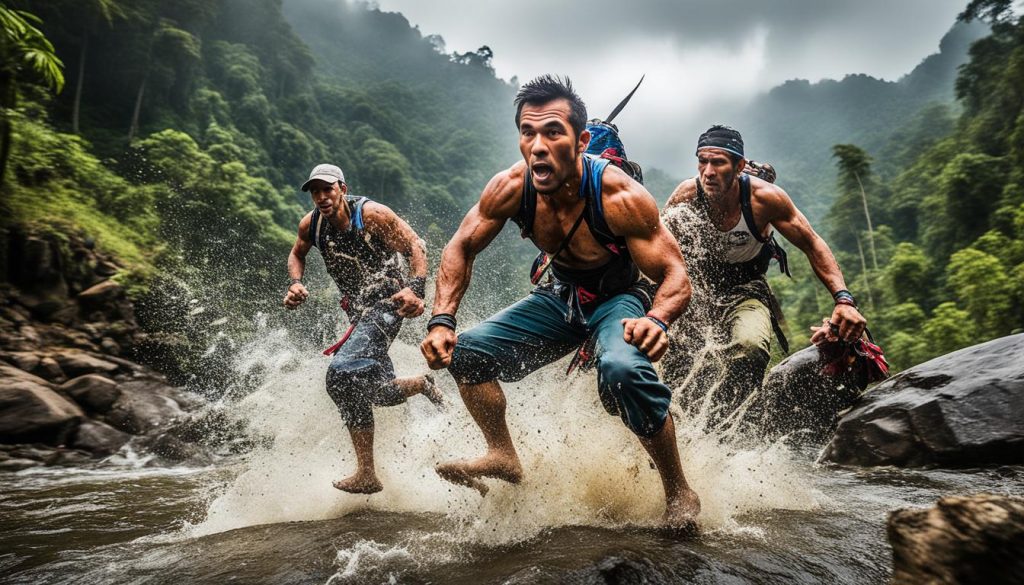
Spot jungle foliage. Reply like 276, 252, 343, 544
772, 2, 1024, 369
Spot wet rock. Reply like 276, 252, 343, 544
72, 420, 131, 456
888, 494, 1024, 585
1, 306, 28, 324
51, 350, 119, 378
105, 380, 185, 434
19, 324, 41, 346
822, 334, 1024, 468
10, 445, 60, 463
60, 374, 120, 413
0, 351, 40, 372
755, 344, 865, 441
52, 448, 95, 467
96, 260, 120, 277
0, 363, 54, 387
32, 356, 65, 383
0, 370, 84, 446
143, 433, 201, 462
77, 279, 123, 307
0, 457, 41, 471
100, 337, 121, 356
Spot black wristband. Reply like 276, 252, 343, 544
427, 313, 456, 331
407, 276, 426, 299
289, 278, 302, 286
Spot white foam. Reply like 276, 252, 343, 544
188, 316, 823, 544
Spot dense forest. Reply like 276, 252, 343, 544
770, 0, 1024, 368
0, 0, 530, 380
1, 0, 1022, 376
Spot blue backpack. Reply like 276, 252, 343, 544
584, 76, 645, 184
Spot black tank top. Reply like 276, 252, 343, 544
309, 196, 404, 309
513, 155, 640, 295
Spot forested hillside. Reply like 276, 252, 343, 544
734, 20, 988, 223
772, 2, 1024, 369
0, 0, 527, 379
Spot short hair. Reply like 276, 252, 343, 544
513, 75, 588, 139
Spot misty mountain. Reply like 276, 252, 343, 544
731, 20, 989, 222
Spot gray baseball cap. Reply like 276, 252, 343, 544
301, 163, 346, 192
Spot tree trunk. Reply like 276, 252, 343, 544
856, 235, 874, 309
855, 172, 878, 271
0, 70, 17, 187
128, 73, 147, 144
72, 31, 89, 135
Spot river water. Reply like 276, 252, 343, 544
2, 330, 1022, 584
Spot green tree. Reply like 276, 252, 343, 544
0, 4, 63, 184
947, 247, 1014, 338
884, 242, 933, 306
921, 302, 978, 358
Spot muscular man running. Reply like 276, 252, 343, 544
420, 76, 700, 528
285, 163, 443, 494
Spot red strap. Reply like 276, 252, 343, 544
323, 324, 356, 356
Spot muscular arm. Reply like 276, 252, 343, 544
761, 184, 848, 295
284, 214, 314, 309
761, 182, 866, 340
432, 166, 522, 316
363, 203, 428, 279
605, 170, 692, 323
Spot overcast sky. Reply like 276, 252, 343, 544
368, 0, 970, 169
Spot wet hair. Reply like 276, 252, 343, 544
513, 75, 588, 139
697, 125, 744, 164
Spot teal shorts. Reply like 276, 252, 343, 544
449, 289, 671, 437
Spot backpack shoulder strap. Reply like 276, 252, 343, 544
513, 170, 537, 238
581, 155, 627, 253
739, 174, 769, 244
349, 196, 369, 233
309, 208, 324, 249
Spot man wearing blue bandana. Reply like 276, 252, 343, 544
661, 125, 866, 428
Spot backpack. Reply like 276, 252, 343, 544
584, 76, 645, 184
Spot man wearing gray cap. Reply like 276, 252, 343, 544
661, 126, 866, 428
285, 163, 443, 494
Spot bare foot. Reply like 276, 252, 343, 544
663, 487, 701, 535
435, 450, 523, 496
421, 374, 445, 409
332, 473, 383, 494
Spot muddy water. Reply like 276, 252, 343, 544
2, 329, 1022, 584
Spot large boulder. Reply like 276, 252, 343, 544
60, 374, 120, 413
105, 379, 186, 434
71, 420, 131, 456
755, 344, 865, 441
888, 494, 1024, 585
0, 370, 84, 445
51, 349, 119, 378
822, 334, 1024, 468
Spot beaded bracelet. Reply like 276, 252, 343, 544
833, 289, 857, 307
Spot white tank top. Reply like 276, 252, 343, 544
718, 213, 772, 263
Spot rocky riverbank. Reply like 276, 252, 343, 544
0, 229, 224, 470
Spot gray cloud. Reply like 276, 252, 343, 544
369, 0, 969, 169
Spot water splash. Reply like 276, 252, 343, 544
187, 313, 823, 546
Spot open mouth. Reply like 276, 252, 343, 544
532, 162, 554, 182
